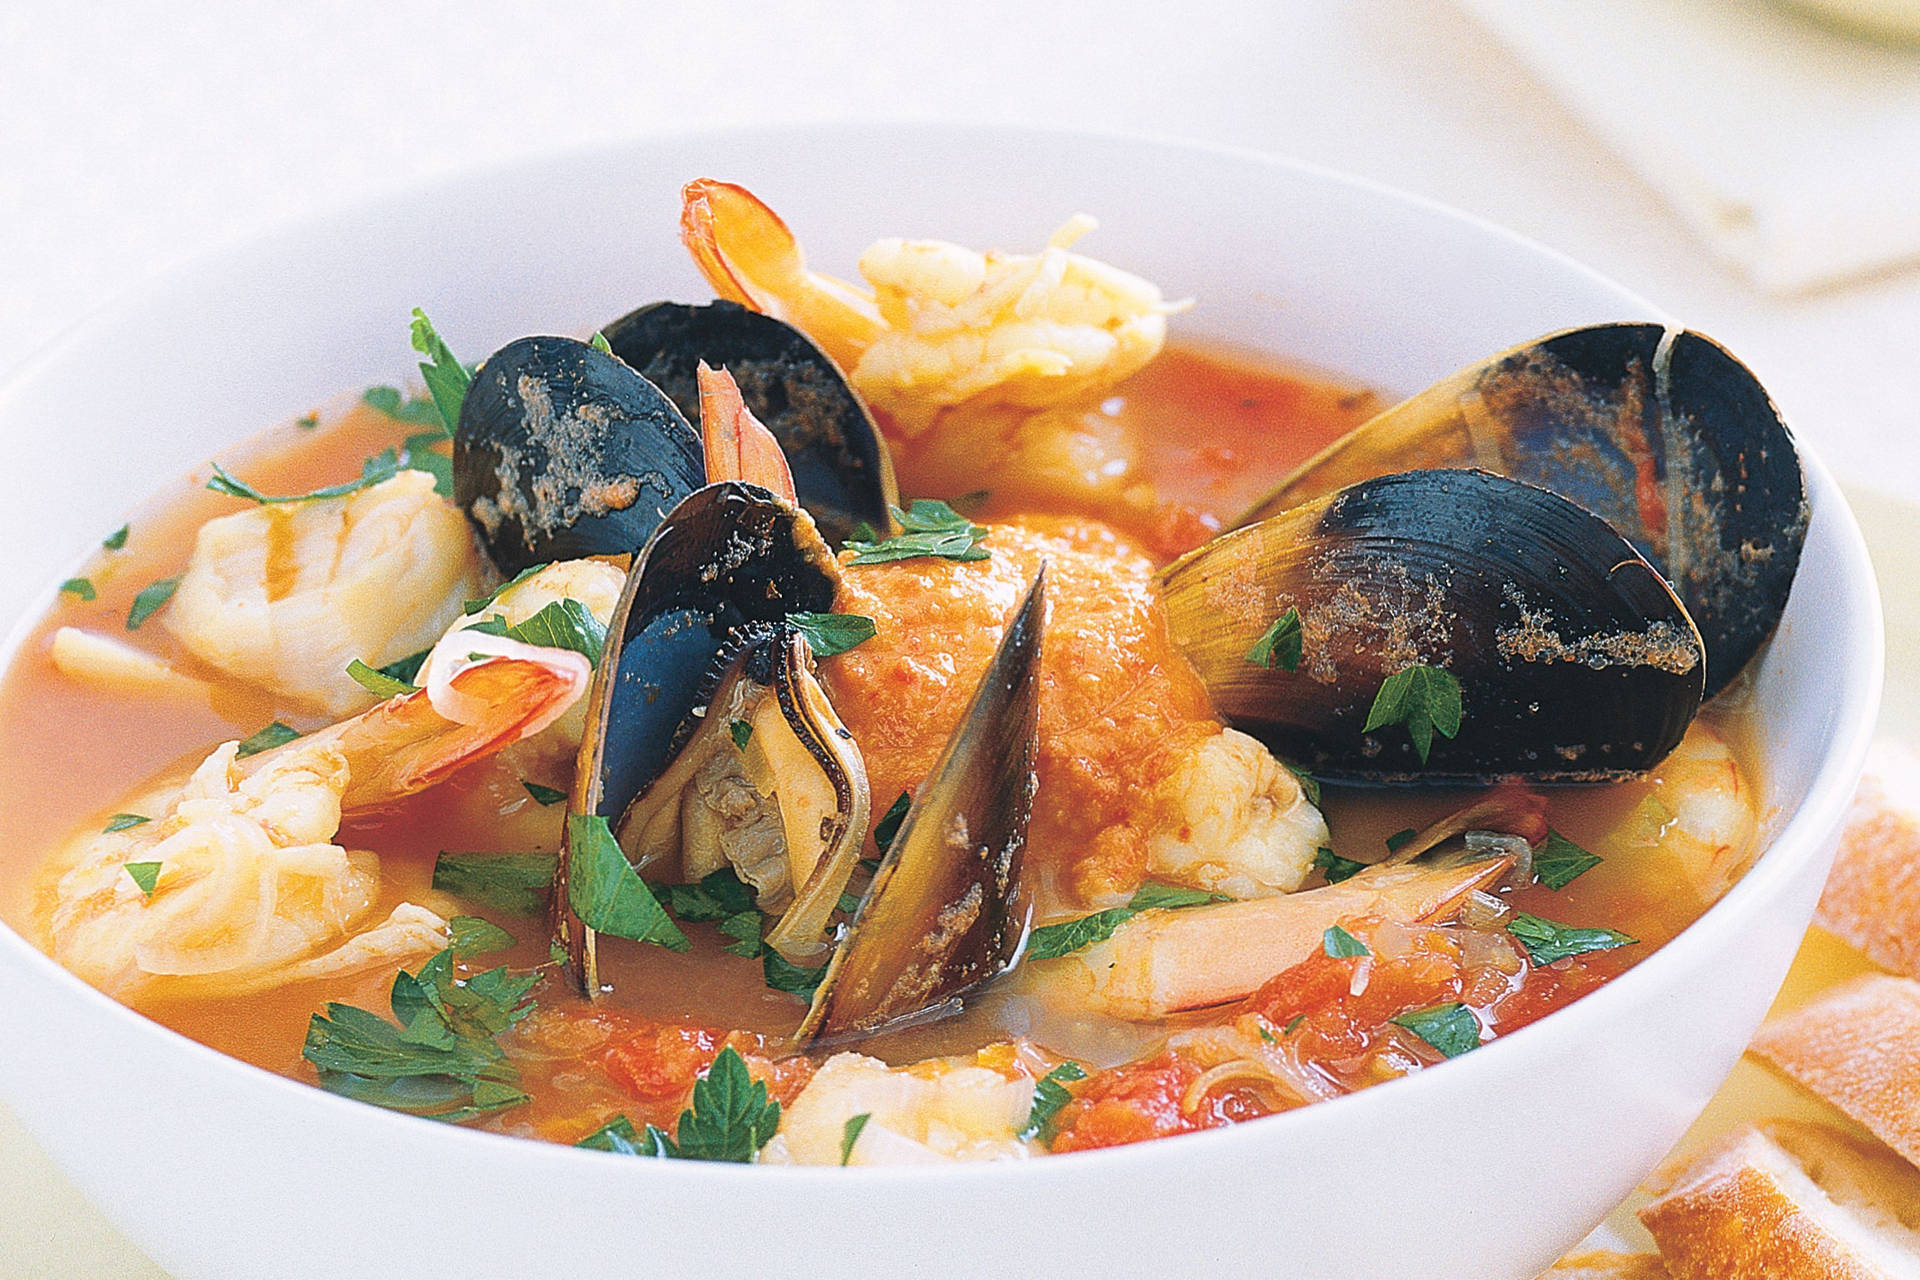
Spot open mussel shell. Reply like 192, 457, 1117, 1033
1161, 470, 1704, 783
1237, 324, 1805, 697
454, 335, 704, 575
602, 300, 898, 544
616, 623, 870, 965
798, 567, 1046, 1045
555, 480, 840, 993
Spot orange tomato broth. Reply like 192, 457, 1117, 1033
0, 341, 1750, 1150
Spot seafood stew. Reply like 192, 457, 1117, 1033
2, 180, 1801, 1167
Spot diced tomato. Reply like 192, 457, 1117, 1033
1048, 1051, 1232, 1153
602, 1023, 723, 1105
1489, 953, 1622, 1032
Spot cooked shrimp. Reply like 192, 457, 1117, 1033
167, 468, 486, 715
1615, 719, 1757, 905
758, 1047, 1039, 1165
823, 515, 1327, 908
39, 629, 590, 997
682, 181, 1176, 436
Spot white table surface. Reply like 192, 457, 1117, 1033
4, 2, 1918, 1275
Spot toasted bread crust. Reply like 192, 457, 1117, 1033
1542, 1249, 1671, 1277
1818, 744, 1920, 979
1639, 1122, 1920, 1280
1754, 974, 1920, 1169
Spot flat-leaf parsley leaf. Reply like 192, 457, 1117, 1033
1363, 663, 1463, 765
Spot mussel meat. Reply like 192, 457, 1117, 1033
800, 566, 1046, 1044
601, 300, 897, 545
1158, 469, 1704, 783
455, 335, 705, 575
1238, 324, 1806, 697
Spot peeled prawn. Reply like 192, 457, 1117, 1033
1617, 719, 1757, 904
682, 180, 1176, 436
40, 628, 591, 997
1059, 856, 1515, 1020
167, 469, 486, 715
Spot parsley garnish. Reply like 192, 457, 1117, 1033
376, 646, 431, 686
234, 720, 301, 757
1245, 606, 1302, 671
522, 781, 566, 806
362, 385, 443, 425
206, 448, 405, 505
124, 861, 162, 896
1020, 1062, 1088, 1143
1314, 846, 1366, 884
762, 948, 827, 999
788, 611, 876, 657
874, 791, 912, 853
60, 578, 95, 601
1286, 762, 1321, 807
659, 869, 756, 923
1026, 881, 1229, 962
409, 308, 472, 436
1283, 1013, 1306, 1036
1385, 827, 1418, 853
729, 719, 754, 750
718, 912, 764, 958
1390, 1003, 1481, 1059
1507, 913, 1637, 966
844, 499, 991, 565
296, 412, 319, 430
1533, 829, 1602, 890
448, 915, 515, 958
402, 430, 454, 497
433, 852, 557, 916
1258, 1023, 1279, 1045
1364, 663, 1463, 765
647, 1047, 783, 1163
102, 524, 129, 551
103, 813, 150, 834
467, 598, 605, 664
589, 331, 614, 355
840, 1112, 871, 1165
125, 576, 180, 630
1322, 924, 1369, 958
567, 814, 688, 951
346, 658, 417, 698
576, 1115, 649, 1155
464, 563, 550, 615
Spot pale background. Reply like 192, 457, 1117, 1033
3, 2, 1918, 1274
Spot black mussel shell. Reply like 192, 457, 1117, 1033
1162, 470, 1705, 783
554, 480, 839, 993
454, 335, 704, 574
601, 300, 896, 544
800, 567, 1045, 1044
1238, 324, 1805, 698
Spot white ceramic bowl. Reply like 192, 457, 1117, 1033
0, 125, 1882, 1280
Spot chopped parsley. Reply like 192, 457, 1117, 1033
362, 385, 444, 425
840, 1112, 872, 1165
1020, 1061, 1088, 1143
402, 431, 454, 497
1026, 881, 1230, 962
123, 861, 162, 896
1390, 1002, 1481, 1059
717, 911, 764, 958
566, 814, 688, 951
206, 447, 404, 505
409, 308, 472, 436
788, 611, 876, 657
1245, 606, 1302, 671
1385, 827, 1418, 853
576, 1114, 648, 1155
59, 577, 95, 601
346, 658, 416, 697
1507, 913, 1637, 967
729, 719, 754, 750
1283, 1013, 1306, 1036
296, 412, 319, 430
588, 331, 614, 355
376, 646, 431, 686
844, 499, 991, 565
432, 852, 557, 916
467, 598, 605, 664
521, 781, 566, 807
1314, 846, 1366, 885
1533, 829, 1602, 890
645, 1047, 783, 1163
102, 524, 129, 551
1322, 924, 1369, 958
464, 563, 550, 615
1286, 763, 1321, 807
447, 915, 515, 958
1363, 663, 1463, 765
125, 576, 180, 630
103, 813, 150, 834
234, 720, 301, 757
762, 948, 827, 999
873, 791, 912, 853
658, 869, 756, 923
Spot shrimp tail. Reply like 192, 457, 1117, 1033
697, 361, 798, 501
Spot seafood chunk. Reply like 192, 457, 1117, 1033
1616, 719, 1757, 905
168, 469, 486, 714
39, 633, 591, 997
682, 180, 1175, 436
824, 515, 1324, 907
759, 1049, 1034, 1165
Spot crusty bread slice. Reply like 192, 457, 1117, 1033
1639, 1120, 1920, 1279
1754, 974, 1920, 1169
1540, 1249, 1670, 1277
1818, 741, 1920, 979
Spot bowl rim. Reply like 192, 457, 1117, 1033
0, 120, 1885, 1188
